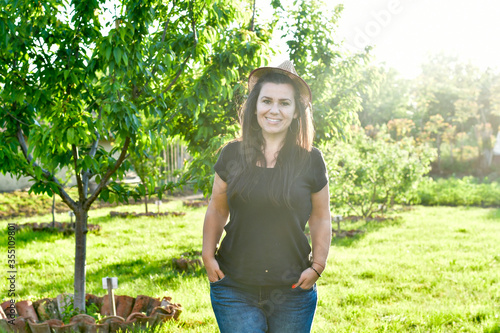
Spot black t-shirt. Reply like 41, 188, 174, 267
214, 141, 328, 286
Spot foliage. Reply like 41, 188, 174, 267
387, 118, 415, 141
358, 53, 500, 176
128, 119, 181, 213
324, 127, 435, 217
417, 176, 500, 207
275, 0, 374, 142
418, 114, 455, 172
59, 294, 101, 324
358, 66, 411, 127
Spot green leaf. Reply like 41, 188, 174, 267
105, 46, 112, 61
100, 188, 109, 202
67, 128, 75, 143
119, 28, 126, 42
113, 47, 122, 65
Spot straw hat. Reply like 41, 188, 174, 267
248, 60, 312, 107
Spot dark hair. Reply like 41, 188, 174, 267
226, 72, 315, 208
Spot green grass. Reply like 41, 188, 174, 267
1, 203, 499, 332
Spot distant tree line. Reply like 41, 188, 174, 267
358, 53, 500, 177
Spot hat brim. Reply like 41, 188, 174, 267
248, 67, 312, 107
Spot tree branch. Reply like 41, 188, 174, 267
250, 0, 256, 31
149, 17, 171, 81
146, 1, 198, 107
16, 125, 77, 210
165, 54, 192, 92
346, 199, 361, 217
34, 38, 51, 67
145, 0, 177, 88
161, 19, 170, 43
82, 109, 102, 198
84, 136, 131, 210
2, 106, 31, 127
72, 144, 85, 201
0, 54, 27, 83
82, 133, 100, 198
158, 4, 198, 96
189, 0, 198, 46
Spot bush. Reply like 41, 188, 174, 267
324, 130, 435, 217
417, 177, 500, 206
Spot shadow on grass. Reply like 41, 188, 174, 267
1, 225, 73, 246
88, 214, 114, 225
13, 261, 76, 297
88, 253, 205, 288
27, 252, 205, 299
331, 216, 404, 247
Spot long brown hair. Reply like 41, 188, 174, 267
226, 72, 315, 208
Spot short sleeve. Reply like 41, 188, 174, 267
214, 141, 240, 182
310, 147, 328, 193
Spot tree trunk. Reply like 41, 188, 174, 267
436, 136, 442, 173
145, 190, 149, 214
52, 195, 56, 228
74, 208, 88, 311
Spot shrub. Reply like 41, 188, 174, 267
417, 177, 500, 206
324, 130, 435, 217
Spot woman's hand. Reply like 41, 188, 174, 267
293, 266, 322, 290
203, 256, 225, 283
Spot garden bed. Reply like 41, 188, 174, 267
109, 211, 185, 218
0, 293, 182, 333
15, 222, 101, 234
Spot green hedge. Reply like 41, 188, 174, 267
417, 177, 500, 207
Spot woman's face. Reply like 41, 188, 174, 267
256, 82, 297, 141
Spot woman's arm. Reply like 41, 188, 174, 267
294, 184, 331, 289
202, 173, 230, 282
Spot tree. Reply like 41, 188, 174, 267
129, 126, 168, 214
413, 54, 500, 174
359, 66, 412, 127
0, 0, 271, 310
387, 118, 415, 141
419, 114, 452, 173
324, 127, 435, 217
274, 0, 372, 142
475, 69, 500, 169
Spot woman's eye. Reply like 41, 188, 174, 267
281, 102, 290, 106
263, 100, 271, 104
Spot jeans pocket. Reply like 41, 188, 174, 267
209, 275, 228, 285
295, 283, 316, 292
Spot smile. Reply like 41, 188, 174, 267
266, 117, 282, 124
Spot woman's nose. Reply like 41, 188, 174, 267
270, 103, 279, 114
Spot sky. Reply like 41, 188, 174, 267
266, 0, 500, 78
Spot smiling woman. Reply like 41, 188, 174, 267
202, 61, 332, 333
256, 82, 297, 147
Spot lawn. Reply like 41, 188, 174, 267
1, 200, 499, 332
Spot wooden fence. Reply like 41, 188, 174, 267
161, 140, 189, 184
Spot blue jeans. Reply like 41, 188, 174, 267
210, 275, 318, 333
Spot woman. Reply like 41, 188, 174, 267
202, 60, 331, 333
